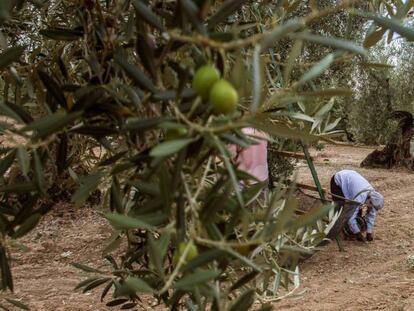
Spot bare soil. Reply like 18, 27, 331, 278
1, 145, 413, 310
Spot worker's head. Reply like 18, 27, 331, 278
366, 191, 384, 211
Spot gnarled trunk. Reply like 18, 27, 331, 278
361, 111, 414, 170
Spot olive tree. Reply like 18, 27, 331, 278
0, 0, 413, 310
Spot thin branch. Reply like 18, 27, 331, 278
167, 0, 359, 51
157, 240, 196, 295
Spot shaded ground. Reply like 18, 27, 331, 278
1, 145, 413, 310
3, 204, 116, 311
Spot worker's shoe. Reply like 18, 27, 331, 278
356, 232, 366, 242
366, 233, 373, 242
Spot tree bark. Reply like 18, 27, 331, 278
360, 111, 414, 170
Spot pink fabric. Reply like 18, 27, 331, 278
229, 128, 268, 184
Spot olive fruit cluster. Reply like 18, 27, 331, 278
192, 65, 238, 115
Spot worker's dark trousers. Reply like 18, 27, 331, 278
326, 175, 358, 240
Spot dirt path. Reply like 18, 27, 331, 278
1, 145, 413, 310
2, 204, 116, 311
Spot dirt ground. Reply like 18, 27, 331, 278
1, 145, 413, 310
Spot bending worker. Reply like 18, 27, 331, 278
329, 169, 384, 242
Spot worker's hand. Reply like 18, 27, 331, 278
366, 233, 373, 242
356, 232, 366, 242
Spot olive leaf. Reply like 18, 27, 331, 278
0, 46, 25, 69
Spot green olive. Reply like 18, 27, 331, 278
173, 242, 198, 265
164, 127, 188, 140
192, 65, 221, 100
209, 79, 238, 114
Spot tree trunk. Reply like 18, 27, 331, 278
360, 111, 414, 170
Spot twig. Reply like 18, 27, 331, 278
269, 149, 310, 160
157, 240, 195, 295
258, 287, 307, 303
195, 236, 263, 248
168, 0, 359, 51
193, 156, 212, 201
168, 31, 265, 50
173, 105, 247, 134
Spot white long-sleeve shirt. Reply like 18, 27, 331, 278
334, 170, 376, 233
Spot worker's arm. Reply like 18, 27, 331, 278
365, 207, 377, 234
347, 205, 362, 233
